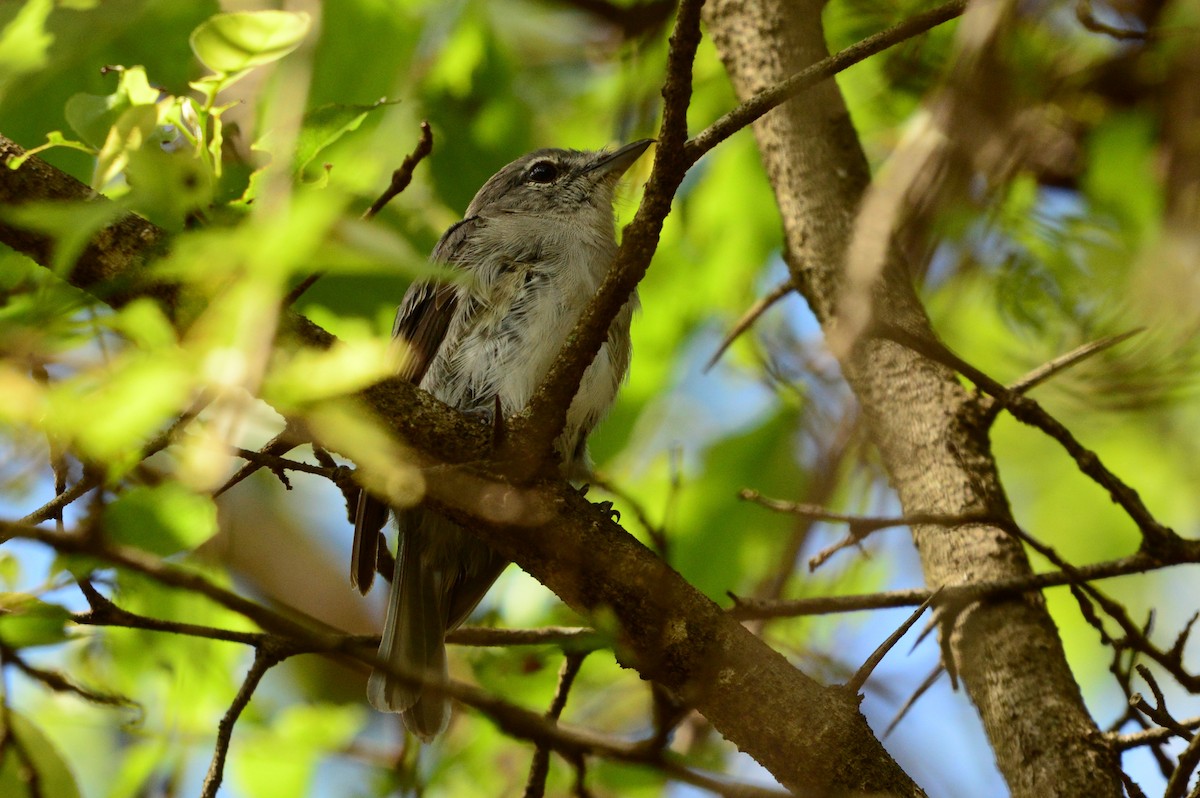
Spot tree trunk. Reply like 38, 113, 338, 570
702, 1, 1124, 795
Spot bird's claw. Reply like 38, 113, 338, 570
594, 500, 620, 523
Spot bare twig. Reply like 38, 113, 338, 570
704, 279, 794, 371
284, 121, 434, 307
740, 488, 992, 569
885, 664, 944, 737
881, 324, 1181, 556
1007, 328, 1144, 395
1166, 727, 1200, 798
21, 399, 207, 524
213, 425, 307, 497
1130, 665, 1194, 741
525, 652, 588, 798
74, 579, 268, 647
728, 550, 1200, 620
0, 638, 135, 710
510, 0, 703, 474
448, 626, 605, 651
200, 646, 283, 798
1113, 717, 1200, 751
362, 121, 435, 221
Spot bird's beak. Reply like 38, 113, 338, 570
587, 139, 655, 179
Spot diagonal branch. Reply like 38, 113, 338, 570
506, 0, 705, 473
685, 0, 968, 164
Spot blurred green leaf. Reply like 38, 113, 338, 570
102, 484, 218, 556
0, 594, 71, 648
229, 703, 362, 798
0, 0, 54, 101
189, 10, 311, 75
0, 710, 81, 798
63, 65, 159, 149
294, 99, 396, 178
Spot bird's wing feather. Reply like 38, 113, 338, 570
350, 217, 482, 593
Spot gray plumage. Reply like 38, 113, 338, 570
352, 140, 653, 740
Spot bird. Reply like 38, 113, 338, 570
351, 139, 653, 739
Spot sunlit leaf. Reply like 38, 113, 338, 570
63, 66, 160, 149
189, 11, 311, 75
0, 595, 71, 648
262, 337, 393, 409
293, 99, 396, 177
0, 0, 54, 98
305, 400, 423, 509
102, 484, 218, 556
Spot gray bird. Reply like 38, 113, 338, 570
352, 139, 653, 740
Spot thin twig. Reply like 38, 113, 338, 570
213, 426, 306, 497
728, 550, 1200, 619
1131, 665, 1193, 741
200, 646, 283, 798
885, 664, 944, 737
1007, 328, 1143, 395
1166, 728, 1200, 798
448, 626, 606, 651
75, 579, 269, 647
704, 279, 794, 371
362, 121, 434, 221
0, 638, 135, 710
509, 0, 703, 474
1112, 717, 1200, 751
284, 121, 434, 307
524, 652, 588, 798
740, 488, 992, 569
881, 324, 1181, 555
21, 399, 207, 524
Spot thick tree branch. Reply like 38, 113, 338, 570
702, 0, 1124, 794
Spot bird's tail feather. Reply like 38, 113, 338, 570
367, 533, 450, 741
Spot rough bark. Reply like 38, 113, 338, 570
702, 1, 1123, 796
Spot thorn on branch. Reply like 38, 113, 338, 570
845, 590, 939, 695
886, 664, 945, 738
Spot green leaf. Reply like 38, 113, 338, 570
63, 66, 160, 148
293, 99, 396, 177
0, 595, 71, 648
102, 484, 218, 556
189, 11, 311, 75
0, 710, 81, 798
94, 104, 160, 189
0, 0, 54, 97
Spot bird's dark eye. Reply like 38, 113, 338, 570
527, 160, 558, 184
